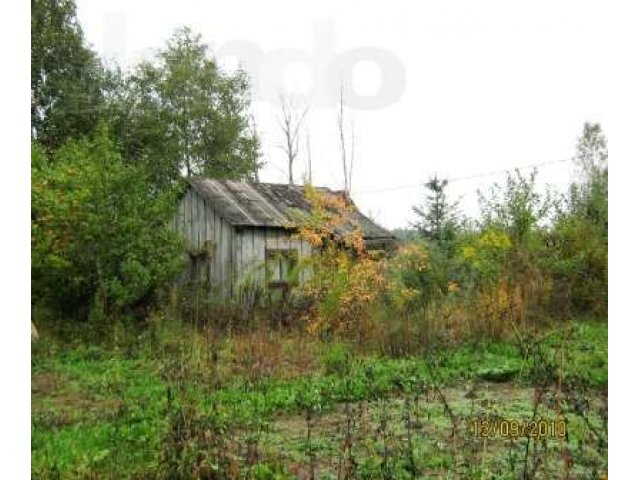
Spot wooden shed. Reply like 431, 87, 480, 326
172, 177, 395, 297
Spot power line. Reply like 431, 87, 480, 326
351, 158, 572, 195
449, 158, 572, 183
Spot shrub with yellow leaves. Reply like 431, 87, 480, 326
289, 184, 385, 337
472, 277, 524, 337
458, 228, 512, 282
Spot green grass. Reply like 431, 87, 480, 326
32, 319, 607, 478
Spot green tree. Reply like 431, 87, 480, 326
31, 126, 184, 321
549, 122, 608, 315
574, 122, 608, 180
478, 169, 552, 248
568, 122, 608, 226
108, 27, 261, 189
412, 175, 459, 245
31, 0, 105, 152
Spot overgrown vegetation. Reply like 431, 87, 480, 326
32, 1, 607, 478
31, 127, 184, 324
32, 320, 607, 478
276, 122, 607, 349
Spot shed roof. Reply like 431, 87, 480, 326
186, 177, 395, 241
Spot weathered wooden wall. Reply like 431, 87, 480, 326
173, 187, 234, 297
173, 187, 313, 298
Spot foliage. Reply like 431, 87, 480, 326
548, 215, 607, 315
573, 122, 608, 182
412, 174, 459, 247
386, 123, 608, 338
31, 127, 184, 321
32, 319, 607, 478
478, 169, 553, 248
386, 241, 454, 313
105, 27, 261, 189
291, 185, 386, 337
30, 5, 608, 468
321, 343, 353, 376
31, 0, 106, 152
458, 228, 513, 285
287, 121, 607, 342
544, 122, 608, 316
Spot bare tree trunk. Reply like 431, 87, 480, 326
306, 130, 313, 184
338, 87, 348, 192
349, 120, 355, 193
337, 85, 355, 194
277, 95, 309, 185
288, 152, 294, 185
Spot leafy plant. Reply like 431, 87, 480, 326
31, 126, 184, 322
322, 343, 353, 376
106, 27, 261, 190
290, 184, 386, 337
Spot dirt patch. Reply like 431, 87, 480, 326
32, 372, 123, 426
270, 381, 534, 438
31, 372, 62, 397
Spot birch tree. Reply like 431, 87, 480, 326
277, 95, 309, 185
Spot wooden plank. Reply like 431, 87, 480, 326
265, 231, 279, 250
190, 189, 198, 248
219, 219, 229, 297
197, 196, 207, 283
225, 221, 235, 297
264, 229, 279, 281
242, 230, 255, 279
237, 230, 246, 279
227, 225, 235, 297
278, 230, 291, 251
253, 228, 266, 284
250, 230, 258, 269
202, 198, 210, 241
234, 228, 243, 284
205, 203, 216, 289
192, 190, 198, 247
195, 192, 202, 247
199, 198, 204, 245
185, 190, 193, 247
214, 212, 222, 294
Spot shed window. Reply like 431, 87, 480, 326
188, 240, 212, 286
266, 249, 298, 284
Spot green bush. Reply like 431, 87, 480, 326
31, 126, 184, 322
321, 343, 353, 376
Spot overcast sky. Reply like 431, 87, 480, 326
76, 0, 611, 229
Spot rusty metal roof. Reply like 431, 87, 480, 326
186, 177, 395, 241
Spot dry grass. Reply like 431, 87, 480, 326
225, 327, 322, 380
32, 372, 124, 429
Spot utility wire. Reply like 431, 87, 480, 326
351, 158, 572, 195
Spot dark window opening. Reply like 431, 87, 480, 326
266, 249, 299, 285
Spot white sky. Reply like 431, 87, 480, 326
76, 0, 611, 229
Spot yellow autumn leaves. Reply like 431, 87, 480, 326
292, 185, 384, 336
291, 187, 532, 339
461, 229, 512, 270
